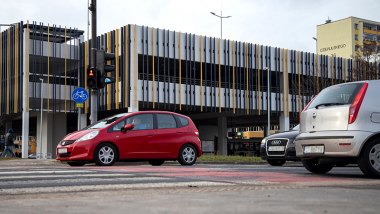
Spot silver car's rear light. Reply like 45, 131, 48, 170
349, 82, 368, 124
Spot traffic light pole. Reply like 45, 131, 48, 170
89, 0, 97, 124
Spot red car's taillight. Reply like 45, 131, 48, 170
349, 82, 368, 124
194, 129, 199, 138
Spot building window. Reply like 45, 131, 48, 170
355, 24, 358, 29
355, 35, 358, 40
363, 25, 372, 30
355, 46, 359, 51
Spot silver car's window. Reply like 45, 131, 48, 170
291, 124, 299, 131
307, 83, 364, 110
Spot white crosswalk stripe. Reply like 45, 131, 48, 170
0, 170, 93, 174
0, 182, 234, 195
0, 173, 134, 180
0, 168, 231, 195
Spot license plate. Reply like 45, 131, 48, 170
58, 148, 68, 154
303, 146, 324, 154
268, 146, 285, 151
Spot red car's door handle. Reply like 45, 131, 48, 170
147, 133, 154, 137
177, 132, 183, 134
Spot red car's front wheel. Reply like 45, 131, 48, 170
94, 143, 117, 166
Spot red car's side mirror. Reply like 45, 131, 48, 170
122, 124, 134, 132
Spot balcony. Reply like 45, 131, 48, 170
364, 29, 377, 35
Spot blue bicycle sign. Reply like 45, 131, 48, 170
72, 88, 88, 103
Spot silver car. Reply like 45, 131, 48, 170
295, 80, 380, 177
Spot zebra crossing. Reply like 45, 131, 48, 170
0, 166, 233, 195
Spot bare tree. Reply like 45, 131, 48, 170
349, 39, 380, 81
292, 73, 340, 109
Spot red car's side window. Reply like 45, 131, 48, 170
157, 114, 177, 129
178, 116, 189, 127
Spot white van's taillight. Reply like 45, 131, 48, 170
349, 82, 368, 124
194, 129, 199, 138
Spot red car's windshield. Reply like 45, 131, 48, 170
83, 113, 131, 130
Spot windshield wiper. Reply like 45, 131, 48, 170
315, 103, 345, 109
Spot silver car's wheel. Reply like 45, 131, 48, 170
178, 144, 197, 165
358, 139, 380, 177
369, 144, 380, 173
94, 143, 117, 166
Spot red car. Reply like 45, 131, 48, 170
56, 111, 201, 167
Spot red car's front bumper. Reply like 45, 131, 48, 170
56, 139, 99, 161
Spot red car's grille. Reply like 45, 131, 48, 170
60, 140, 76, 146
59, 153, 71, 158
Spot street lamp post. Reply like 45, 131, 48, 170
313, 37, 317, 54
264, 67, 270, 137
210, 11, 231, 40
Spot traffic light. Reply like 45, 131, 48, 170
96, 50, 115, 89
87, 67, 97, 89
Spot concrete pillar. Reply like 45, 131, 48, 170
78, 111, 87, 130
21, 112, 29, 158
36, 113, 67, 159
21, 28, 29, 158
279, 112, 290, 132
36, 112, 52, 158
217, 117, 227, 156
128, 106, 139, 113
129, 25, 138, 113
52, 113, 67, 159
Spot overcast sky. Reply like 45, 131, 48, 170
1, 0, 380, 53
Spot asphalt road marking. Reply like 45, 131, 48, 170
230, 180, 279, 185
0, 170, 93, 174
0, 173, 134, 180
0, 181, 233, 195
1, 177, 173, 186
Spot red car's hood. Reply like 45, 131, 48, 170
62, 129, 100, 141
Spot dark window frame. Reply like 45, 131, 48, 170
156, 113, 178, 129
125, 113, 155, 131
107, 118, 126, 133
177, 115, 189, 127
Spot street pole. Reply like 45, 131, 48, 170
210, 11, 231, 40
39, 78, 43, 159
313, 37, 317, 54
221, 11, 222, 40
87, 0, 90, 42
89, 0, 97, 124
78, 35, 83, 130
265, 67, 271, 137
